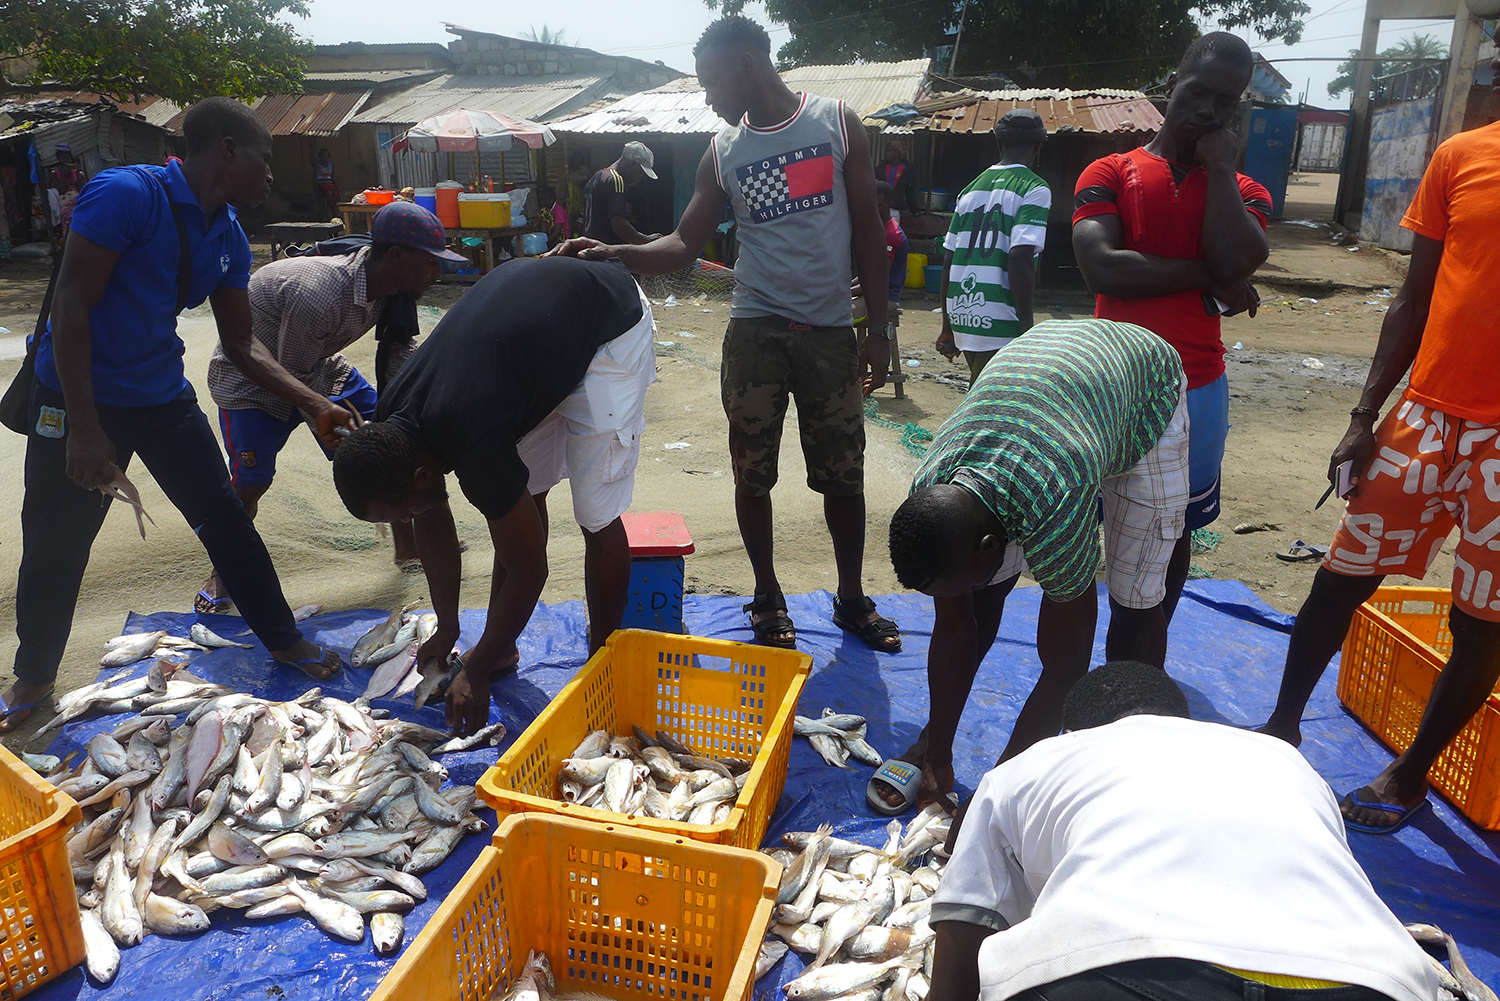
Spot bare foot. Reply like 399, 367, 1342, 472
0, 681, 56, 732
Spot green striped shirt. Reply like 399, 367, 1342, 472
912, 319, 1183, 601
943, 163, 1051, 350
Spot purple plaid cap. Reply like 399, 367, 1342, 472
371, 201, 468, 262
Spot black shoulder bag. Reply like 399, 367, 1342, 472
0, 175, 191, 435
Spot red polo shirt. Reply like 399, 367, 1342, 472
1073, 148, 1271, 389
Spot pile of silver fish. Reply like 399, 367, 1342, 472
33, 642, 505, 986
351, 605, 460, 710
753, 804, 953, 1001
793, 710, 884, 770
556, 728, 752, 825
483, 948, 619, 1001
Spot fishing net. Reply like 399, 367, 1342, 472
634, 259, 737, 304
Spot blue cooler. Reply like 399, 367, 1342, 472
414, 187, 438, 215
620, 512, 695, 634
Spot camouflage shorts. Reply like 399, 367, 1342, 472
720, 315, 864, 497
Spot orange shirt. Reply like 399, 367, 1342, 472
1400, 120, 1500, 424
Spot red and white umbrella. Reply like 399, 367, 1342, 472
394, 109, 556, 154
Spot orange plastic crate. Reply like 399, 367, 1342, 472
478, 630, 810, 848
0, 744, 85, 1000
1336, 585, 1500, 829
369, 813, 781, 1001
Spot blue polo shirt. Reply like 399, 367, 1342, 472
35, 160, 253, 407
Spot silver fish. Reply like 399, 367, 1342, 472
202, 863, 288, 895
125, 731, 164, 774
845, 737, 884, 766
212, 882, 296, 909
245, 895, 303, 919
313, 830, 418, 859
358, 643, 420, 705
58, 773, 111, 800
189, 623, 254, 649
75, 770, 153, 809
808, 733, 850, 769
143, 892, 211, 936
571, 730, 612, 760
23, 751, 61, 774
101, 840, 143, 947
756, 938, 790, 980
245, 744, 282, 815
431, 721, 506, 755
810, 893, 881, 971
326, 888, 416, 914
100, 631, 167, 668
172, 774, 233, 853
349, 859, 428, 901
285, 878, 365, 942
208, 822, 269, 865
847, 925, 926, 963
410, 773, 467, 826
819, 710, 869, 733
150, 726, 192, 810
352, 607, 409, 667
404, 824, 465, 875
88, 733, 131, 778
771, 922, 824, 955
778, 824, 832, 904
79, 908, 121, 984
292, 604, 322, 622
122, 794, 155, 869
135, 817, 180, 911
783, 958, 902, 1001
371, 911, 405, 956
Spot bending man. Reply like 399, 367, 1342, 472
200, 200, 461, 609
874, 318, 1188, 812
332, 257, 655, 736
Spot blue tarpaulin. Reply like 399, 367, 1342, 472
31, 580, 1499, 1000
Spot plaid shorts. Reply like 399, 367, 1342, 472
720, 314, 864, 497
985, 382, 1190, 608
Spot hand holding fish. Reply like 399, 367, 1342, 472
99, 468, 157, 540
65, 419, 119, 491
313, 399, 361, 450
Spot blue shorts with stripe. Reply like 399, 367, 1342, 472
218, 369, 378, 489
1185, 373, 1229, 531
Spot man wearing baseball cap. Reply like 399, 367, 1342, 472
582, 141, 662, 245
199, 200, 464, 609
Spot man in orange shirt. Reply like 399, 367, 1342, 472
1259, 64, 1500, 834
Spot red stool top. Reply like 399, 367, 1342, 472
622, 511, 695, 557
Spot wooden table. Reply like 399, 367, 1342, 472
262, 221, 346, 260
338, 202, 381, 234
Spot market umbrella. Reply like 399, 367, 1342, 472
393, 109, 556, 154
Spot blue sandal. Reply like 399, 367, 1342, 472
273, 647, 343, 681
1341, 787, 1430, 834
0, 684, 54, 730
195, 589, 234, 613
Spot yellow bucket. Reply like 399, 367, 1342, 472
906, 252, 928, 289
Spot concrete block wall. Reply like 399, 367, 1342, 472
446, 33, 674, 89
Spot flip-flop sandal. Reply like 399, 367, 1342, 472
1276, 540, 1329, 562
867, 758, 922, 816
195, 589, 234, 613
1341, 788, 1430, 835
0, 685, 55, 730
833, 595, 902, 653
273, 647, 343, 682
744, 591, 797, 649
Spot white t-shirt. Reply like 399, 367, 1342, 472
932, 716, 1438, 1001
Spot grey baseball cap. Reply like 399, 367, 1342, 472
621, 141, 658, 179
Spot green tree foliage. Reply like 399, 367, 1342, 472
524, 25, 571, 46
1326, 33, 1447, 99
0, 0, 311, 104
709, 0, 1308, 88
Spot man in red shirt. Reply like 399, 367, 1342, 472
1072, 32, 1270, 642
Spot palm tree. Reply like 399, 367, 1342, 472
1327, 33, 1447, 100
524, 25, 569, 46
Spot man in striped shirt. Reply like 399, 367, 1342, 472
936, 109, 1051, 383
873, 318, 1189, 813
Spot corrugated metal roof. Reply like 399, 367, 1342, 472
304, 69, 444, 87
779, 58, 931, 117
350, 73, 610, 125
551, 85, 720, 135
917, 89, 1162, 135
552, 59, 933, 137
134, 97, 184, 130
255, 91, 371, 135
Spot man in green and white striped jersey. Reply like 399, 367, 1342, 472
936, 109, 1052, 384
872, 318, 1189, 814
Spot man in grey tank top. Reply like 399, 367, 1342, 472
552, 14, 900, 654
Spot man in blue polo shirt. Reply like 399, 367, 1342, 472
1, 98, 344, 732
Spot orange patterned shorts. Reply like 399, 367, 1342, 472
1325, 395, 1500, 621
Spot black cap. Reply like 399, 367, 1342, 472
994, 108, 1047, 143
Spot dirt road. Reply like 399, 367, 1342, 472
0, 218, 1450, 740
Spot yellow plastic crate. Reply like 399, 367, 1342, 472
0, 744, 85, 1000
1337, 586, 1500, 829
478, 629, 811, 848
370, 813, 781, 1001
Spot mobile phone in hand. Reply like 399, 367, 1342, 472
1335, 460, 1354, 498
1201, 291, 1232, 316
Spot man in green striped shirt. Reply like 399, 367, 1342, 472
936, 109, 1052, 384
870, 318, 1189, 814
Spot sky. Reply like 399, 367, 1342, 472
287, 0, 1462, 108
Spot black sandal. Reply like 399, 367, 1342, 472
743, 590, 797, 649
832, 595, 902, 653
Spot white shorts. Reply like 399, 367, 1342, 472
516, 288, 657, 533
987, 382, 1190, 609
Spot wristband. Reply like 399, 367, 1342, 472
1350, 406, 1378, 421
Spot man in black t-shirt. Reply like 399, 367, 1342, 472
583, 141, 661, 244
332, 258, 657, 735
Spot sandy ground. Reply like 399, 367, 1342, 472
0, 178, 1454, 745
